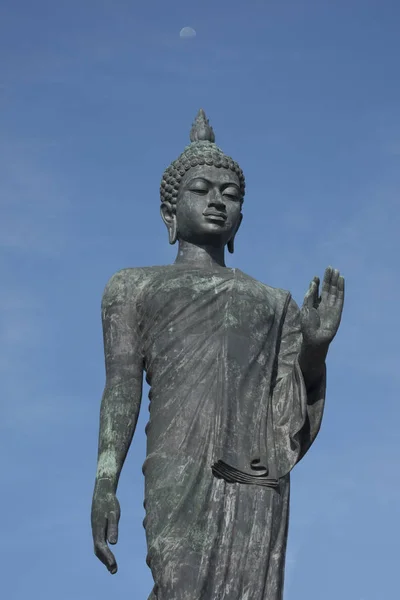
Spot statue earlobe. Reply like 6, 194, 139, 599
168, 219, 178, 245
227, 213, 243, 254
160, 202, 178, 245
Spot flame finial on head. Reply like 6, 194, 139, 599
189, 108, 216, 143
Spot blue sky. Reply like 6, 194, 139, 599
1, 1, 399, 598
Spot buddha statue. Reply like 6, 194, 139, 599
91, 109, 344, 600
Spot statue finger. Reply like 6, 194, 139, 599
330, 269, 340, 289
327, 269, 340, 304
336, 275, 345, 303
304, 281, 317, 308
312, 276, 320, 307
94, 540, 118, 574
302, 283, 312, 306
321, 267, 332, 300
107, 512, 119, 545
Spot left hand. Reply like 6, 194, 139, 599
300, 267, 345, 347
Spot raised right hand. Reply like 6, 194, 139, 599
91, 479, 120, 574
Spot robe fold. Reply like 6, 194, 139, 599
118, 264, 326, 600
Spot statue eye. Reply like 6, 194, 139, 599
189, 181, 209, 194
223, 188, 240, 201
190, 187, 208, 195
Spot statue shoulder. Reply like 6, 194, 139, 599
261, 283, 294, 315
259, 283, 301, 320
260, 281, 290, 301
101, 267, 156, 309
239, 270, 291, 310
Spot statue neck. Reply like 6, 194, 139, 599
174, 240, 227, 269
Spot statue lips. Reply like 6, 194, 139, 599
203, 210, 227, 223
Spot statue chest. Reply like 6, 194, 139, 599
137, 270, 279, 377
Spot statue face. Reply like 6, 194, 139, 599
174, 165, 243, 247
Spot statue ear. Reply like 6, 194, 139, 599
160, 202, 178, 245
227, 213, 243, 254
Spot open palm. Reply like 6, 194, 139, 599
300, 267, 345, 346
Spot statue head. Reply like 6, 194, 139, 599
160, 109, 245, 253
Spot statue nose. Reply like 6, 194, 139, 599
208, 189, 225, 208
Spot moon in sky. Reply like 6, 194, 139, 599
179, 27, 196, 39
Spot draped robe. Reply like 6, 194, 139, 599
108, 264, 326, 600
